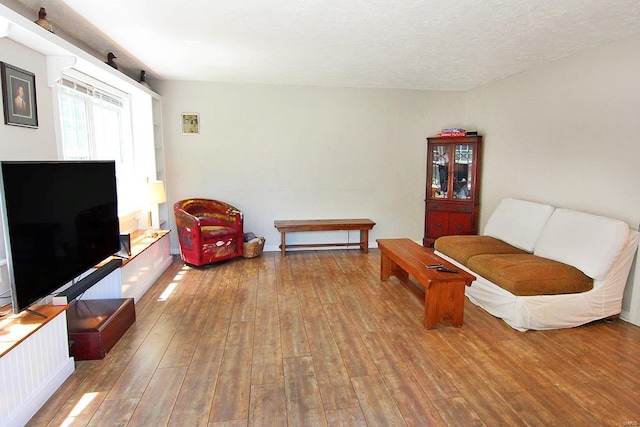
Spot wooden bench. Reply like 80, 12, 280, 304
274, 218, 375, 256
377, 238, 475, 329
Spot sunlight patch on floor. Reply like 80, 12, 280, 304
157, 265, 191, 301
60, 392, 98, 427
158, 283, 177, 301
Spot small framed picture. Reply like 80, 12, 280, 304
182, 113, 199, 135
1, 62, 38, 128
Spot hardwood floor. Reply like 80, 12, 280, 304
28, 250, 640, 426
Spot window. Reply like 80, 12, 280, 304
57, 75, 136, 216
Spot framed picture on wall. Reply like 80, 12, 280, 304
1, 62, 38, 128
182, 112, 199, 135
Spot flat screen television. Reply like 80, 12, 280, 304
0, 161, 120, 313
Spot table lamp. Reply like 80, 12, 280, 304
146, 180, 166, 236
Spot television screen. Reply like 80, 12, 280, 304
0, 161, 120, 312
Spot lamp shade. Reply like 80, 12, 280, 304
146, 180, 166, 204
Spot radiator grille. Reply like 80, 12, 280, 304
0, 311, 74, 427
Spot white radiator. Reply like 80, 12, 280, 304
0, 310, 74, 427
80, 268, 122, 300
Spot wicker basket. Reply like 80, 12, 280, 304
242, 237, 265, 258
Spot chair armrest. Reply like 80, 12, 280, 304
226, 208, 243, 231
174, 207, 202, 252
174, 207, 200, 228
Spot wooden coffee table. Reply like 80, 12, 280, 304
377, 238, 475, 329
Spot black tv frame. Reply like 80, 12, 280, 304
0, 160, 120, 314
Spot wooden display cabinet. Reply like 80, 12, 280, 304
424, 135, 482, 247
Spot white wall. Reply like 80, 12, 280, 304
0, 37, 58, 306
158, 81, 466, 252
0, 39, 57, 160
465, 34, 640, 320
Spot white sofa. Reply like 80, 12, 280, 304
434, 198, 640, 331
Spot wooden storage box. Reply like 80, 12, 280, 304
66, 298, 135, 360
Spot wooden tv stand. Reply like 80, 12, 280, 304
66, 298, 135, 360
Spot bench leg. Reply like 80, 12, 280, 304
360, 229, 369, 254
280, 232, 287, 256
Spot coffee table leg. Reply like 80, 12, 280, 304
450, 283, 466, 327
360, 229, 369, 254
380, 250, 392, 280
424, 281, 466, 329
380, 251, 410, 284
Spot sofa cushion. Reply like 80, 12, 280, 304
483, 198, 555, 252
435, 235, 528, 265
467, 254, 593, 296
533, 209, 629, 280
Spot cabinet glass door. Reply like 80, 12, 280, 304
453, 144, 474, 199
430, 145, 449, 198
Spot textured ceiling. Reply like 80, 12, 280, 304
6, 0, 640, 90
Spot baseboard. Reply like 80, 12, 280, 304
620, 309, 639, 326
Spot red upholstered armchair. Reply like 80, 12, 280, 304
174, 199, 243, 266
